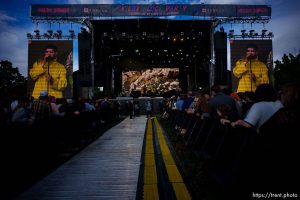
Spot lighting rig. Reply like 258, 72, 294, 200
100, 31, 205, 42
227, 28, 273, 39
216, 17, 273, 40
27, 29, 77, 40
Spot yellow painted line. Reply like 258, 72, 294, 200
162, 153, 175, 165
145, 143, 154, 154
144, 166, 158, 184
143, 118, 159, 200
144, 184, 159, 200
172, 183, 192, 200
145, 153, 155, 166
153, 117, 192, 200
165, 165, 183, 183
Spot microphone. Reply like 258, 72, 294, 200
45, 57, 51, 62
247, 55, 255, 60
244, 55, 254, 65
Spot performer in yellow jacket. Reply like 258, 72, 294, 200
30, 44, 67, 99
233, 44, 269, 93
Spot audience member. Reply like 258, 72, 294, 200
208, 85, 239, 121
231, 84, 282, 132
245, 82, 300, 191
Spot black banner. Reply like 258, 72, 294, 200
31, 4, 271, 18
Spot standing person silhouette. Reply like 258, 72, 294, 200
30, 44, 67, 99
146, 100, 153, 118
233, 44, 269, 92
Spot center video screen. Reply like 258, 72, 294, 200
122, 68, 179, 95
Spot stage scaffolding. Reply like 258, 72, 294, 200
29, 4, 272, 96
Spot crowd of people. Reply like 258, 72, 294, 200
160, 82, 299, 197
1, 91, 126, 200
0, 91, 124, 129
1, 77, 299, 198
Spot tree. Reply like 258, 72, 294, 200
273, 51, 300, 89
0, 60, 27, 102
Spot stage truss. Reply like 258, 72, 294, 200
29, 4, 272, 94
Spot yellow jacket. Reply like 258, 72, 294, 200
233, 58, 269, 93
30, 59, 67, 99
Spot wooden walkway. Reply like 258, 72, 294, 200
16, 116, 147, 200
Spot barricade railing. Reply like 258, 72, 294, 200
159, 109, 262, 198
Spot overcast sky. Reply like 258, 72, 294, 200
0, 0, 300, 76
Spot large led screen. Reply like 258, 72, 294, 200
122, 68, 179, 95
230, 40, 273, 93
28, 40, 73, 99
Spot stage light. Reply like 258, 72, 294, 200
34, 29, 40, 39
229, 29, 234, 38
47, 30, 53, 36
53, 33, 59, 39
69, 30, 75, 39
249, 29, 255, 36
268, 32, 274, 37
27, 33, 32, 39
55, 30, 62, 39
262, 29, 267, 37
241, 29, 246, 38
52, 30, 62, 39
